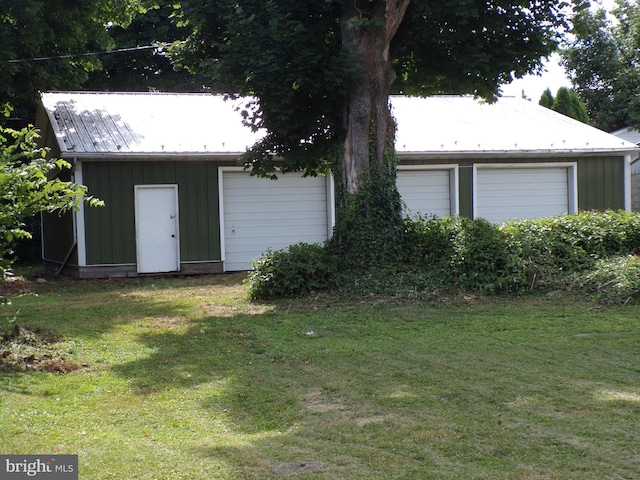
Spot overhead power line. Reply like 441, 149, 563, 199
4, 42, 179, 64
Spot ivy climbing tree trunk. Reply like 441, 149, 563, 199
341, 0, 409, 194
332, 0, 410, 269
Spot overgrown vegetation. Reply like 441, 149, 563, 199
246, 210, 640, 304
245, 243, 339, 300
0, 126, 102, 288
0, 323, 82, 373
329, 145, 404, 271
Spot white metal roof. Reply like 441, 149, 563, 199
40, 91, 638, 158
392, 95, 638, 157
40, 91, 263, 156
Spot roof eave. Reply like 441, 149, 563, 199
397, 148, 640, 160
59, 151, 245, 161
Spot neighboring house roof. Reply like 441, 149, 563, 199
40, 91, 639, 159
610, 126, 640, 146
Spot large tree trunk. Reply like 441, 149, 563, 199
340, 0, 410, 195
331, 0, 410, 270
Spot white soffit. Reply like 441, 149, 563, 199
391, 95, 639, 156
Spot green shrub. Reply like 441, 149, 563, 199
449, 217, 518, 294
245, 242, 339, 300
403, 216, 522, 294
572, 255, 640, 305
501, 218, 592, 291
403, 211, 640, 296
247, 211, 640, 300
501, 211, 640, 291
401, 215, 455, 270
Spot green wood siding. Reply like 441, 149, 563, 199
577, 157, 625, 211
42, 211, 75, 263
81, 160, 220, 265
458, 161, 473, 218
41, 162, 75, 263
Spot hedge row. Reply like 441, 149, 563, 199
246, 211, 640, 303
402, 210, 640, 295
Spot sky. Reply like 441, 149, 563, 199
500, 0, 619, 102
500, 53, 571, 101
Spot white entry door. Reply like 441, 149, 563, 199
134, 185, 180, 273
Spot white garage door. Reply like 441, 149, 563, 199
222, 171, 332, 271
475, 166, 572, 224
397, 168, 455, 218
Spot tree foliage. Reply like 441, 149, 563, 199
540, 88, 555, 108
0, 0, 140, 126
84, 4, 205, 93
562, 0, 640, 131
173, 0, 573, 178
0, 126, 102, 282
0, 0, 207, 127
538, 86, 589, 123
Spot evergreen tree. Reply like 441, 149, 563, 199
539, 88, 555, 108
539, 87, 589, 124
553, 87, 576, 118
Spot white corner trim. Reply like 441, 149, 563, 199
74, 160, 87, 266
625, 154, 632, 211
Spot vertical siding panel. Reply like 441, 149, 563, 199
207, 164, 221, 260
83, 162, 137, 265
578, 157, 625, 211
186, 163, 201, 260
109, 163, 125, 263
193, 162, 207, 259
121, 162, 137, 262
175, 161, 195, 260
88, 163, 110, 264
458, 160, 473, 218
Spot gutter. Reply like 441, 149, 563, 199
397, 148, 640, 160
57, 152, 245, 162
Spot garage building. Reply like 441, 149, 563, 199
37, 92, 638, 277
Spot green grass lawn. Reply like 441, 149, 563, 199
1, 271, 639, 479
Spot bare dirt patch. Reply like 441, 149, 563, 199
353, 414, 397, 427
273, 461, 325, 475
1, 276, 36, 297
302, 387, 347, 412
0, 324, 84, 373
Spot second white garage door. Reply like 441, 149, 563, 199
221, 170, 333, 271
397, 167, 458, 218
475, 165, 577, 224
